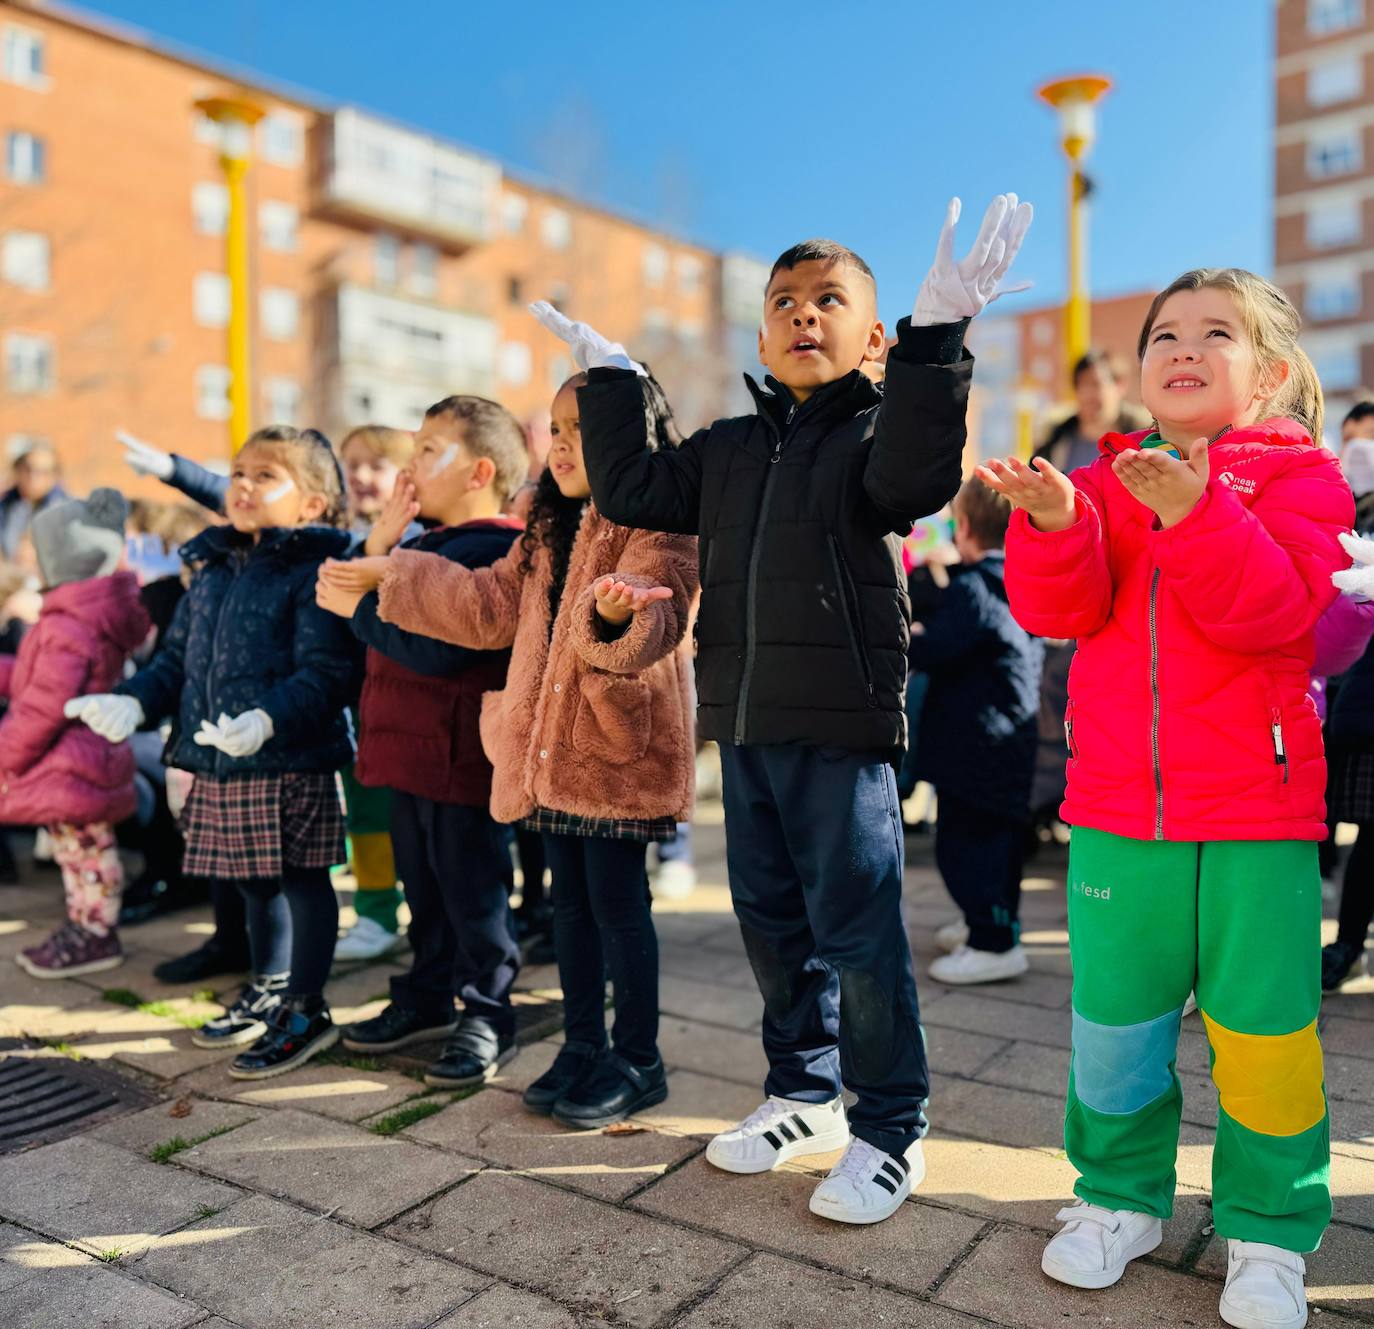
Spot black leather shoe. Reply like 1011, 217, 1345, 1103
1322, 940, 1363, 992
153, 938, 250, 985
552, 1051, 667, 1130
423, 1017, 516, 1089
522, 1040, 602, 1115
343, 1003, 457, 1053
229, 996, 338, 1079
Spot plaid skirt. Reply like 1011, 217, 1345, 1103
181, 773, 347, 880
519, 806, 679, 844
1328, 748, 1374, 825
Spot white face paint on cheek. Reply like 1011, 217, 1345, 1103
429, 443, 460, 477
264, 477, 296, 504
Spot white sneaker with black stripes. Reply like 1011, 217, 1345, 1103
705, 1095, 850, 1174
808, 1137, 925, 1225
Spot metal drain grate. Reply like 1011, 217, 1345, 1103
0, 1048, 149, 1152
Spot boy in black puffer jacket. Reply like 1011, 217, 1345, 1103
534, 194, 1033, 1225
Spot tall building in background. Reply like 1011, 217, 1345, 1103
0, 0, 766, 489
1275, 0, 1374, 437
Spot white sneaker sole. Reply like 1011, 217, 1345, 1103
16, 951, 123, 979
1219, 1292, 1307, 1329
808, 1147, 926, 1225
1041, 1224, 1162, 1289
929, 954, 1030, 986
706, 1121, 851, 1175
332, 935, 406, 964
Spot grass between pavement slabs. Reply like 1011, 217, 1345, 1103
149, 1121, 244, 1164
366, 1085, 480, 1136
102, 987, 218, 1030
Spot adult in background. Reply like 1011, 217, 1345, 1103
0, 441, 66, 560
1033, 350, 1150, 477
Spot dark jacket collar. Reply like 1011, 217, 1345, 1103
744, 368, 882, 433
180, 523, 352, 566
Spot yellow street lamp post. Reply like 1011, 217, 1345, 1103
195, 93, 265, 453
1037, 75, 1112, 377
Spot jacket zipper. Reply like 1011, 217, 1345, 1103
734, 401, 794, 744
207, 550, 247, 775
1149, 567, 1164, 840
1271, 708, 1289, 785
827, 536, 877, 707
1065, 714, 1078, 760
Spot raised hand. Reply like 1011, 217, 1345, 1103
593, 576, 673, 626
317, 556, 391, 595
364, 473, 421, 557
913, 194, 1034, 326
193, 709, 274, 758
64, 694, 144, 743
315, 577, 365, 619
1111, 438, 1208, 530
528, 301, 645, 375
976, 456, 1077, 533
117, 429, 174, 481
1333, 529, 1374, 601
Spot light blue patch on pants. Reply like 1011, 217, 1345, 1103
1071, 1005, 1183, 1115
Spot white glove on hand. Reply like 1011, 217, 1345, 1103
1332, 530, 1374, 601
64, 694, 144, 743
912, 194, 1035, 326
117, 429, 175, 481
528, 302, 645, 375
192, 709, 275, 759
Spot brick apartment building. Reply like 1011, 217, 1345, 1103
0, 0, 769, 491
1275, 0, 1374, 436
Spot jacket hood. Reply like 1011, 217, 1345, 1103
745, 368, 881, 431
41, 570, 149, 654
181, 523, 353, 567
1098, 416, 1315, 459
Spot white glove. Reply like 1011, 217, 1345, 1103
193, 710, 275, 759
117, 429, 175, 481
528, 301, 645, 375
64, 694, 144, 743
912, 194, 1034, 326
1332, 530, 1374, 601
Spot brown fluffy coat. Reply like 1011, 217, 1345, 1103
377, 505, 698, 826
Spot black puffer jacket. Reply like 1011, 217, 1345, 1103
579, 318, 970, 754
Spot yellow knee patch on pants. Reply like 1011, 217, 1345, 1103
1201, 1011, 1325, 1137
350, 832, 396, 891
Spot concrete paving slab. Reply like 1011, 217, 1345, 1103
5, 1261, 206, 1329
932, 1076, 1067, 1152
922, 990, 1072, 1048
657, 1015, 769, 1086
432, 1283, 586, 1327
176, 1057, 424, 1121
90, 1096, 257, 1156
627, 1068, 767, 1139
0, 1222, 92, 1292
657, 973, 762, 1032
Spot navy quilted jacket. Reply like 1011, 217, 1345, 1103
117, 524, 361, 775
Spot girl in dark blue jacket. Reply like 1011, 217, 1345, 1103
68, 427, 362, 1078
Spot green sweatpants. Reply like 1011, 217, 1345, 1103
1065, 828, 1331, 1253
339, 761, 400, 932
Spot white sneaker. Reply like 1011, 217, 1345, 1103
935, 920, 969, 954
32, 827, 54, 864
706, 1095, 849, 1174
929, 944, 1029, 985
808, 1137, 924, 1225
1219, 1240, 1308, 1329
1041, 1202, 1162, 1288
652, 859, 697, 901
1182, 991, 1198, 1017
333, 916, 405, 962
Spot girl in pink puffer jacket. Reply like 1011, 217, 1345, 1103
6, 489, 150, 980
980, 270, 1349, 1329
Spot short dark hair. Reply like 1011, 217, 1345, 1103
1072, 348, 1127, 387
954, 477, 1011, 550
768, 239, 874, 290
1344, 398, 1374, 428
425, 395, 529, 503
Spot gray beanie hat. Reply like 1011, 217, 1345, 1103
31, 488, 128, 589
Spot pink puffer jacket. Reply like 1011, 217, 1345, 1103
0, 572, 151, 828
1004, 420, 1352, 843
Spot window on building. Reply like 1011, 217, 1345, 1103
374, 233, 400, 287
507, 275, 524, 306
6, 334, 53, 393
1309, 340, 1361, 389
5, 131, 44, 184
258, 109, 304, 167
642, 243, 668, 287
498, 341, 532, 386
1307, 125, 1363, 178
261, 288, 299, 341
1307, 196, 1362, 248
193, 181, 228, 236
541, 207, 571, 251
196, 365, 232, 420
409, 242, 438, 298
1309, 54, 1364, 107
1306, 269, 1362, 320
265, 377, 302, 425
676, 255, 704, 295
501, 192, 527, 233
193, 272, 230, 328
2, 231, 48, 290
259, 200, 298, 252
2, 26, 45, 87
1309, 0, 1365, 35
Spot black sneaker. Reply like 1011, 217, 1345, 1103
552, 1051, 667, 1130
192, 973, 287, 1049
423, 1017, 517, 1090
522, 1040, 602, 1115
228, 996, 339, 1080
342, 1003, 457, 1053
1322, 941, 1364, 992
153, 938, 250, 985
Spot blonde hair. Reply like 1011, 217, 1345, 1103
1137, 268, 1324, 444
241, 425, 348, 527
340, 424, 413, 468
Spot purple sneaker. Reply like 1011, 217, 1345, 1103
17, 922, 124, 979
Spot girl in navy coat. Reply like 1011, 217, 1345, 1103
68, 427, 362, 1078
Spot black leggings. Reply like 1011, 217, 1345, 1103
236, 867, 337, 997
1337, 825, 1374, 951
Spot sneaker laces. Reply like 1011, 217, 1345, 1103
734, 1097, 791, 1137
833, 1138, 884, 1185
1054, 1202, 1122, 1234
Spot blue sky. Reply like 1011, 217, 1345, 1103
75, 0, 1272, 326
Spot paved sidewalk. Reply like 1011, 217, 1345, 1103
0, 815, 1371, 1328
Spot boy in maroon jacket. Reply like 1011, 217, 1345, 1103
316, 396, 529, 1086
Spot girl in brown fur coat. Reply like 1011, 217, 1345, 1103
320, 374, 697, 1129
